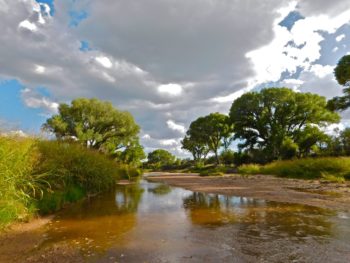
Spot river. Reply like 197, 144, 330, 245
34, 179, 350, 262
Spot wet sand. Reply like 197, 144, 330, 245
146, 172, 350, 212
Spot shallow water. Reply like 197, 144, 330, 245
41, 179, 350, 262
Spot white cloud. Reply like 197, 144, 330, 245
142, 134, 151, 140
35, 65, 45, 74
246, 4, 350, 85
160, 138, 179, 146
158, 83, 183, 96
336, 34, 345, 42
21, 88, 58, 114
18, 20, 37, 31
95, 56, 113, 68
308, 64, 333, 78
166, 120, 186, 134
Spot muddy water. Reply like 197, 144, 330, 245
38, 180, 350, 262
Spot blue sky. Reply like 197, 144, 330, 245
1, 0, 350, 156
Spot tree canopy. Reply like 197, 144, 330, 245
182, 113, 233, 164
43, 98, 140, 154
328, 55, 350, 111
229, 88, 339, 161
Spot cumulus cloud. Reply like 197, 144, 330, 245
158, 83, 183, 96
166, 120, 186, 134
1, 0, 350, 157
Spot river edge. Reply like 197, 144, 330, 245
0, 180, 138, 263
146, 172, 350, 212
1, 173, 350, 262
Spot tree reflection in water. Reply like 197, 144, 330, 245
44, 184, 144, 255
183, 192, 334, 238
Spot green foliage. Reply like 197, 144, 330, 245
238, 157, 350, 180
181, 135, 209, 162
237, 164, 262, 175
0, 137, 141, 226
328, 55, 350, 111
0, 136, 44, 228
35, 141, 121, 194
35, 185, 85, 214
334, 55, 350, 86
229, 87, 339, 162
198, 167, 226, 176
183, 113, 233, 164
43, 98, 140, 154
117, 140, 146, 167
220, 150, 235, 165
147, 149, 176, 169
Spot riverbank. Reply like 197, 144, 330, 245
146, 172, 350, 212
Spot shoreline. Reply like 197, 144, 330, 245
146, 172, 350, 212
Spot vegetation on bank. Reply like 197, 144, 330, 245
238, 157, 350, 182
0, 136, 142, 228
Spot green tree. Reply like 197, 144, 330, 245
118, 140, 146, 167
229, 88, 339, 161
328, 55, 350, 110
184, 113, 233, 164
147, 149, 175, 169
340, 128, 350, 155
181, 135, 209, 163
43, 98, 140, 154
294, 125, 329, 157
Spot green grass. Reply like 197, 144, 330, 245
0, 136, 41, 227
0, 136, 142, 227
238, 157, 350, 181
237, 164, 261, 175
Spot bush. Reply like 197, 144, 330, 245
35, 141, 121, 194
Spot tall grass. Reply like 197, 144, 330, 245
0, 136, 42, 227
0, 137, 142, 227
238, 157, 350, 180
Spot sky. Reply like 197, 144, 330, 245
1, 0, 350, 157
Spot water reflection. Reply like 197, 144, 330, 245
38, 180, 350, 262
148, 184, 172, 195
183, 192, 334, 238
44, 184, 144, 255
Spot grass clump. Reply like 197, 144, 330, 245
237, 157, 350, 181
0, 136, 42, 227
237, 164, 261, 175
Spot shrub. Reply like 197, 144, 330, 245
35, 141, 122, 194
237, 164, 261, 175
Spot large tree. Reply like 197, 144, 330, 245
229, 88, 339, 161
328, 55, 350, 111
43, 98, 140, 154
183, 113, 234, 164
